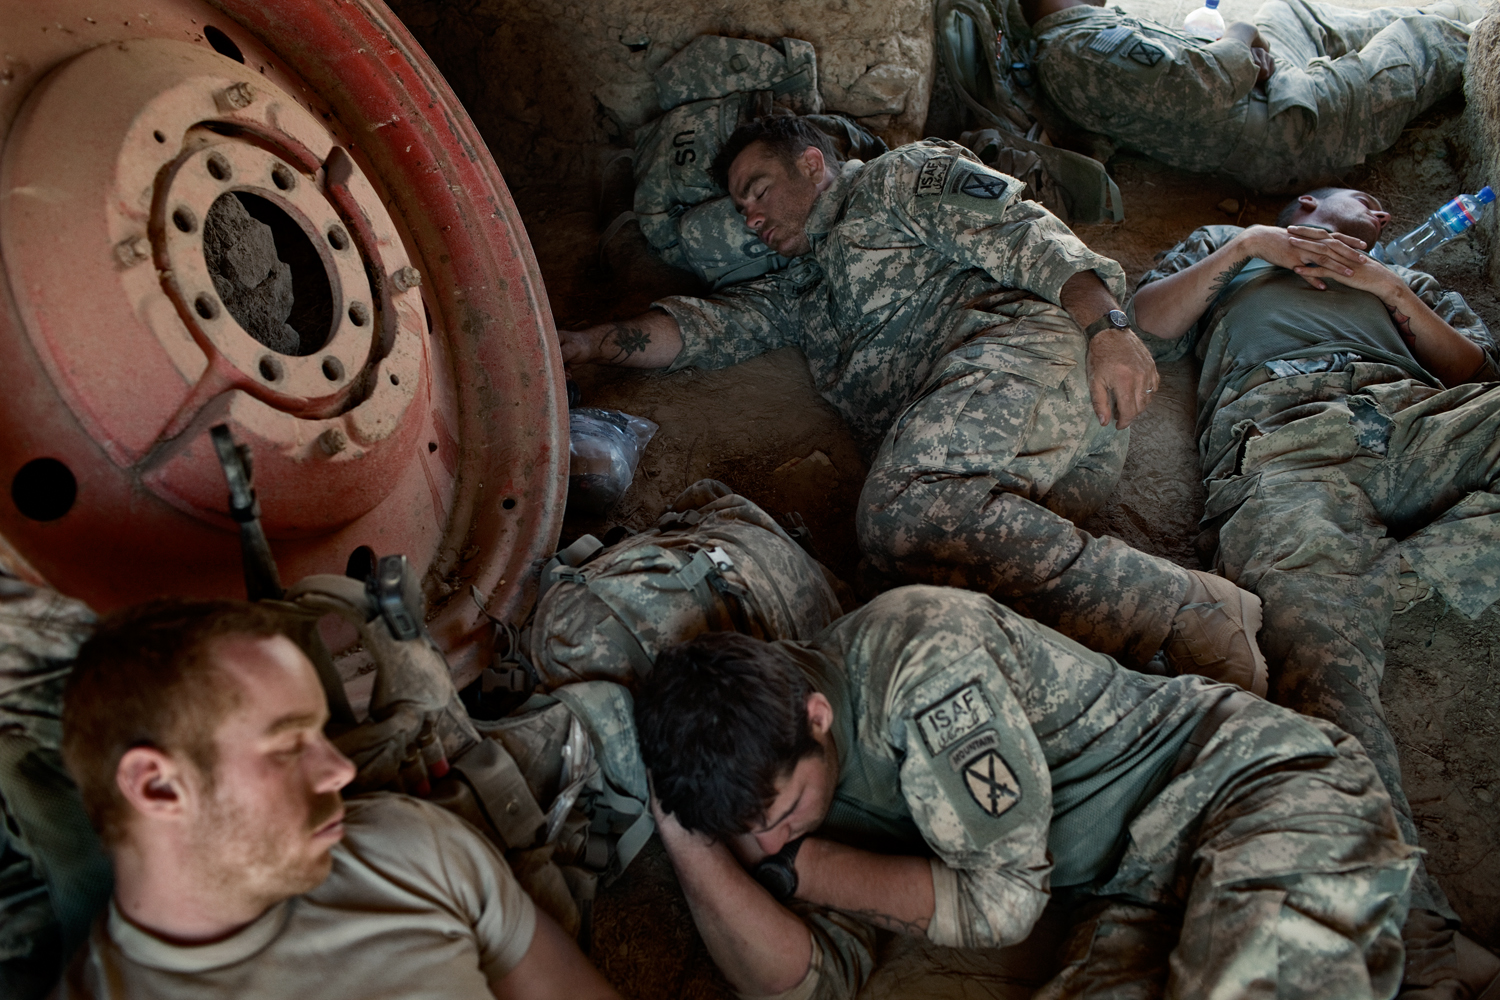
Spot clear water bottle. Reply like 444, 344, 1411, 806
1378, 186, 1495, 267
1184, 0, 1225, 40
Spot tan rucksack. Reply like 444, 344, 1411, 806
524, 480, 845, 689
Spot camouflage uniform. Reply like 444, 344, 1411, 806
0, 578, 111, 1000
655, 143, 1196, 667
1031, 0, 1480, 191
766, 585, 1413, 1000
1133, 224, 1500, 924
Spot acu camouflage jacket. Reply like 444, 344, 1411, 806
653, 141, 1127, 452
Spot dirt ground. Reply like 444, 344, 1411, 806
514, 91, 1500, 998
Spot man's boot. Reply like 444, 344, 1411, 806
1160, 570, 1269, 696
1401, 909, 1500, 1000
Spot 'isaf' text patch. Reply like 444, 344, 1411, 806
915, 156, 954, 197
915, 682, 993, 756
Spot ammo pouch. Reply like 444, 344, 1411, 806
624, 35, 887, 288
523, 479, 844, 689
937, 0, 1124, 223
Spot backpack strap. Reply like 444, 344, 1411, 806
540, 535, 606, 598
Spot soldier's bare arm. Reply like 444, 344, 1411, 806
654, 807, 815, 996
1131, 225, 1365, 339
489, 908, 621, 1000
1060, 269, 1159, 429
791, 837, 936, 936
557, 309, 683, 369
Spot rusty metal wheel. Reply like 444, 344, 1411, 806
0, 0, 566, 683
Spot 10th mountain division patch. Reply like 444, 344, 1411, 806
962, 749, 1021, 817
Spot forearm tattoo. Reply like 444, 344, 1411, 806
605, 322, 651, 362
842, 907, 931, 938
1205, 256, 1252, 303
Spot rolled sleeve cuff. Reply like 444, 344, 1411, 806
1026, 246, 1129, 307
651, 296, 718, 372
736, 945, 822, 1000
927, 858, 964, 948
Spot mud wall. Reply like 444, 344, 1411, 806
1462, 12, 1500, 284
386, 0, 935, 198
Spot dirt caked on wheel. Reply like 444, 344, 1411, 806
0, 0, 567, 684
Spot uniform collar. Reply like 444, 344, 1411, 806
804, 159, 866, 248
107, 895, 295, 974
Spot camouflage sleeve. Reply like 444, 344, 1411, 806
1127, 224, 1246, 363
885, 647, 1054, 949
1392, 264, 1500, 381
653, 257, 826, 373
885, 152, 1128, 305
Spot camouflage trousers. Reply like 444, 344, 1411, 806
1233, 0, 1478, 191
856, 306, 1193, 668
1203, 363, 1500, 918
1040, 704, 1413, 1000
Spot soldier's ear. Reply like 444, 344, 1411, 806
1297, 194, 1320, 216
798, 144, 826, 182
805, 691, 834, 738
117, 746, 194, 824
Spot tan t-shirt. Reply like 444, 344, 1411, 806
52, 793, 537, 999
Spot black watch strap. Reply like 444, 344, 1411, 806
751, 836, 806, 902
1082, 308, 1130, 340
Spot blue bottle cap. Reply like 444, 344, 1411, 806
1204, 0, 1220, 7
1478, 186, 1495, 205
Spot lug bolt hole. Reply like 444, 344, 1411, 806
503, 497, 517, 510
172, 206, 197, 233
427, 441, 437, 453
153, 130, 167, 143
270, 164, 296, 191
326, 225, 350, 251
194, 294, 219, 320
348, 302, 369, 327
206, 153, 233, 181
389, 372, 400, 386
322, 356, 344, 381
259, 356, 284, 381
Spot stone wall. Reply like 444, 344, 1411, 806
387, 0, 935, 199
1462, 11, 1500, 284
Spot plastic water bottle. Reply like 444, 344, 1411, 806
1378, 187, 1495, 267
1183, 0, 1225, 40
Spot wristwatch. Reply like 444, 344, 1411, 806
1083, 308, 1131, 340
751, 836, 806, 902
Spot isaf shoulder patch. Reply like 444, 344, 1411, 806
915, 155, 954, 197
915, 682, 993, 755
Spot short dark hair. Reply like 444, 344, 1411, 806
61, 598, 291, 848
634, 632, 820, 839
712, 115, 841, 192
1276, 186, 1345, 227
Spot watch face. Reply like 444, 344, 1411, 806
1108, 309, 1129, 328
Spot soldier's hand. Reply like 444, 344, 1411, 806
557, 324, 606, 368
1086, 326, 1159, 429
1226, 23, 1275, 82
1240, 225, 1367, 290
